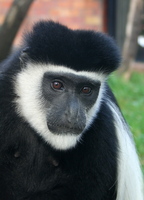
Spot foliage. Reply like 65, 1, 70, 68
108, 72, 144, 172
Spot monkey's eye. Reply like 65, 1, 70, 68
81, 86, 92, 94
51, 81, 64, 90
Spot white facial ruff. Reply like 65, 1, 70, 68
14, 62, 106, 150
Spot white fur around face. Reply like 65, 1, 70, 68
14, 62, 106, 150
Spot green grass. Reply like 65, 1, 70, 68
108, 72, 144, 172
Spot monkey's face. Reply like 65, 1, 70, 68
15, 63, 105, 150
42, 71, 101, 135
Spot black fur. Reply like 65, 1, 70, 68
23, 20, 121, 74
0, 21, 120, 199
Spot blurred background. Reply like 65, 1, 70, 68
0, 0, 144, 171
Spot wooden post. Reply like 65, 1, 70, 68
119, 0, 143, 76
0, 0, 34, 62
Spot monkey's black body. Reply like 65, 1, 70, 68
0, 21, 143, 200
0, 77, 117, 199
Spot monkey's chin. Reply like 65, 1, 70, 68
47, 131, 82, 150
45, 123, 83, 150
47, 124, 84, 136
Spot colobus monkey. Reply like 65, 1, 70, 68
0, 21, 143, 200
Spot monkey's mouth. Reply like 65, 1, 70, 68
47, 123, 85, 135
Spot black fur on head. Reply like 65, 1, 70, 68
23, 20, 121, 74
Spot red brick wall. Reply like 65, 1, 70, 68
0, 0, 104, 46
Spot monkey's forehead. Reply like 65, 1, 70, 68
23, 20, 121, 74
17, 63, 106, 83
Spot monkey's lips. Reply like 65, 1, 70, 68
47, 123, 85, 135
